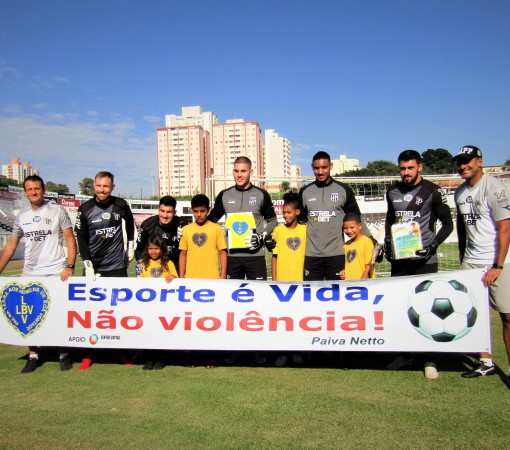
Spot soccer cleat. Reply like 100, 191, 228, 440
424, 362, 439, 379
143, 361, 155, 370
118, 355, 133, 367
275, 356, 288, 367
462, 362, 496, 378
60, 355, 72, 371
21, 358, 39, 374
79, 357, 93, 371
153, 361, 166, 370
386, 355, 413, 370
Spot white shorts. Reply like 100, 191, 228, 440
461, 262, 510, 313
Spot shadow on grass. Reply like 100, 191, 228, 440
17, 348, 509, 389
16, 347, 479, 372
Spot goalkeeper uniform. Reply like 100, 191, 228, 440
209, 184, 277, 280
385, 178, 453, 275
75, 196, 135, 276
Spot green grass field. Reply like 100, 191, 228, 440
0, 258, 509, 449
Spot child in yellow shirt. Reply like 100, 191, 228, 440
179, 194, 227, 279
136, 235, 178, 282
178, 194, 227, 368
271, 192, 306, 366
135, 234, 177, 370
340, 211, 375, 280
271, 192, 306, 281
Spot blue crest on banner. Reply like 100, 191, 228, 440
0, 282, 50, 338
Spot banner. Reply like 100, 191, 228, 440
0, 269, 490, 352
57, 198, 80, 207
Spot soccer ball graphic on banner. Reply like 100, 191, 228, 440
407, 278, 478, 342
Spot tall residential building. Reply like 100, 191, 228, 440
290, 164, 302, 190
158, 106, 284, 198
157, 126, 209, 197
264, 129, 291, 179
331, 154, 361, 175
210, 119, 264, 194
1, 157, 39, 184
165, 106, 218, 134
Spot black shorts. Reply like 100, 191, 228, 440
304, 255, 345, 281
391, 260, 437, 277
227, 256, 267, 280
97, 268, 128, 278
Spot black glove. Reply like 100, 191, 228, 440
264, 238, 276, 251
245, 232, 268, 251
414, 241, 439, 260
369, 237, 384, 263
384, 237, 395, 262
374, 244, 385, 264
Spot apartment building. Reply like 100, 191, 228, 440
157, 106, 288, 197
290, 164, 302, 190
209, 119, 264, 194
157, 125, 209, 197
165, 106, 218, 133
331, 154, 361, 175
1, 158, 39, 184
263, 129, 291, 192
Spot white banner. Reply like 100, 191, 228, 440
0, 269, 491, 352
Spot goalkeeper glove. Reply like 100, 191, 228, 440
245, 231, 268, 251
369, 236, 384, 263
126, 241, 135, 264
384, 237, 395, 263
83, 260, 100, 281
264, 237, 276, 251
414, 241, 439, 260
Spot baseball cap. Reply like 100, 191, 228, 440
452, 145, 483, 163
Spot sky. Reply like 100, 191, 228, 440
1, 0, 509, 197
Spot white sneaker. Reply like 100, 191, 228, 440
386, 355, 413, 370
424, 362, 439, 379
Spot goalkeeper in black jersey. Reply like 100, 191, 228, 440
135, 195, 181, 268
384, 150, 453, 379
74, 171, 136, 370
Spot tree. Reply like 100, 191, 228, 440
79, 177, 95, 196
0, 178, 21, 187
341, 160, 399, 177
338, 160, 397, 195
280, 181, 290, 192
365, 160, 399, 176
421, 148, 456, 174
45, 181, 70, 194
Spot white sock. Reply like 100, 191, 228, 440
29, 354, 38, 360
480, 357, 493, 367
